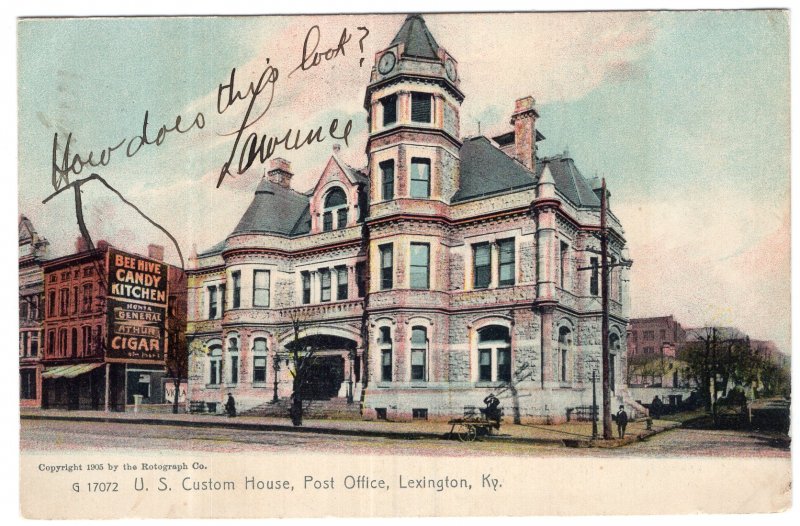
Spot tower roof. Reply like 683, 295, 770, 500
390, 14, 440, 59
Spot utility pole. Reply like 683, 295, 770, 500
600, 178, 612, 439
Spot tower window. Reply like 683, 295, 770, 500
411, 92, 432, 123
380, 160, 395, 200
382, 94, 397, 126
410, 158, 431, 198
253, 270, 270, 307
379, 244, 393, 290
410, 243, 430, 289
473, 243, 491, 289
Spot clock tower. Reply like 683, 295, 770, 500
364, 14, 464, 214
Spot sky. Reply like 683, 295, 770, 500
16, 11, 791, 352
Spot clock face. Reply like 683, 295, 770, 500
445, 58, 457, 82
378, 52, 396, 75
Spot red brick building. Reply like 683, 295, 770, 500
40, 240, 186, 410
627, 315, 686, 358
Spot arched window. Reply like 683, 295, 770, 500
228, 337, 239, 385
410, 326, 428, 382
558, 326, 572, 383
252, 338, 268, 384
208, 345, 222, 385
378, 327, 392, 382
323, 187, 348, 231
609, 333, 621, 392
477, 325, 511, 382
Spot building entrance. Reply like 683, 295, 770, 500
298, 355, 345, 400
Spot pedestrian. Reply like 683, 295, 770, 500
225, 393, 236, 418
482, 393, 501, 429
616, 405, 628, 438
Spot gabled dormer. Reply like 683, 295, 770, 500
309, 148, 367, 233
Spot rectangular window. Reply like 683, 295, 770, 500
498, 239, 515, 286
411, 349, 426, 381
30, 334, 39, 357
411, 92, 432, 123
20, 370, 36, 400
337, 208, 348, 229
323, 212, 333, 232
82, 284, 92, 313
609, 354, 616, 392
253, 357, 267, 383
48, 290, 55, 317
561, 349, 568, 382
412, 408, 428, 420
230, 356, 239, 384
410, 243, 430, 289
498, 348, 511, 382
410, 158, 431, 198
380, 160, 395, 200
19, 299, 28, 320
253, 270, 270, 307
660, 329, 667, 340
644, 331, 654, 341
473, 243, 491, 289
355, 262, 366, 298
320, 269, 331, 302
58, 329, 66, 355
411, 327, 427, 382
301, 272, 311, 304
590, 257, 599, 296
210, 360, 220, 386
72, 286, 79, 314
59, 289, 68, 316
381, 349, 392, 382
219, 284, 226, 315
479, 349, 492, 381
232, 271, 241, 309
560, 241, 568, 289
47, 330, 54, 357
379, 244, 393, 290
336, 266, 348, 300
208, 286, 217, 319
382, 94, 397, 125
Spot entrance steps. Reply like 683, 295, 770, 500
241, 396, 362, 420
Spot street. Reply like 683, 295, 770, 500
20, 419, 790, 458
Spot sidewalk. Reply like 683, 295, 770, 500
20, 409, 680, 447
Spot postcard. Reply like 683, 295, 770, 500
16, 9, 791, 519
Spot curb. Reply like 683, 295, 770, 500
20, 413, 563, 446
562, 422, 681, 448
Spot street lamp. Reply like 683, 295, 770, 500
346, 348, 356, 404
586, 356, 600, 439
272, 354, 280, 403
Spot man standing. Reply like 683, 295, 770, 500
225, 393, 237, 418
616, 405, 628, 438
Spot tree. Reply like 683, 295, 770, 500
285, 313, 323, 426
164, 275, 188, 414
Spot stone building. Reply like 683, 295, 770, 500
19, 215, 49, 407
186, 14, 634, 423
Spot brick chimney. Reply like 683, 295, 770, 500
267, 158, 293, 189
97, 240, 109, 251
148, 244, 165, 262
75, 236, 89, 253
510, 96, 539, 172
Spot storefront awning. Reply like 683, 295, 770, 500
41, 363, 104, 379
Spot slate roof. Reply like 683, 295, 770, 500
390, 14, 440, 60
232, 177, 310, 236
452, 137, 600, 208
543, 154, 601, 208
452, 136, 537, 202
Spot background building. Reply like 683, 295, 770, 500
19, 216, 49, 407
40, 239, 186, 410
186, 14, 636, 423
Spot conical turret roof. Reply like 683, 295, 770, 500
390, 14, 440, 59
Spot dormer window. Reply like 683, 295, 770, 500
323, 187, 347, 232
411, 92, 432, 123
382, 95, 397, 126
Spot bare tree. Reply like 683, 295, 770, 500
165, 292, 188, 414
286, 312, 323, 426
